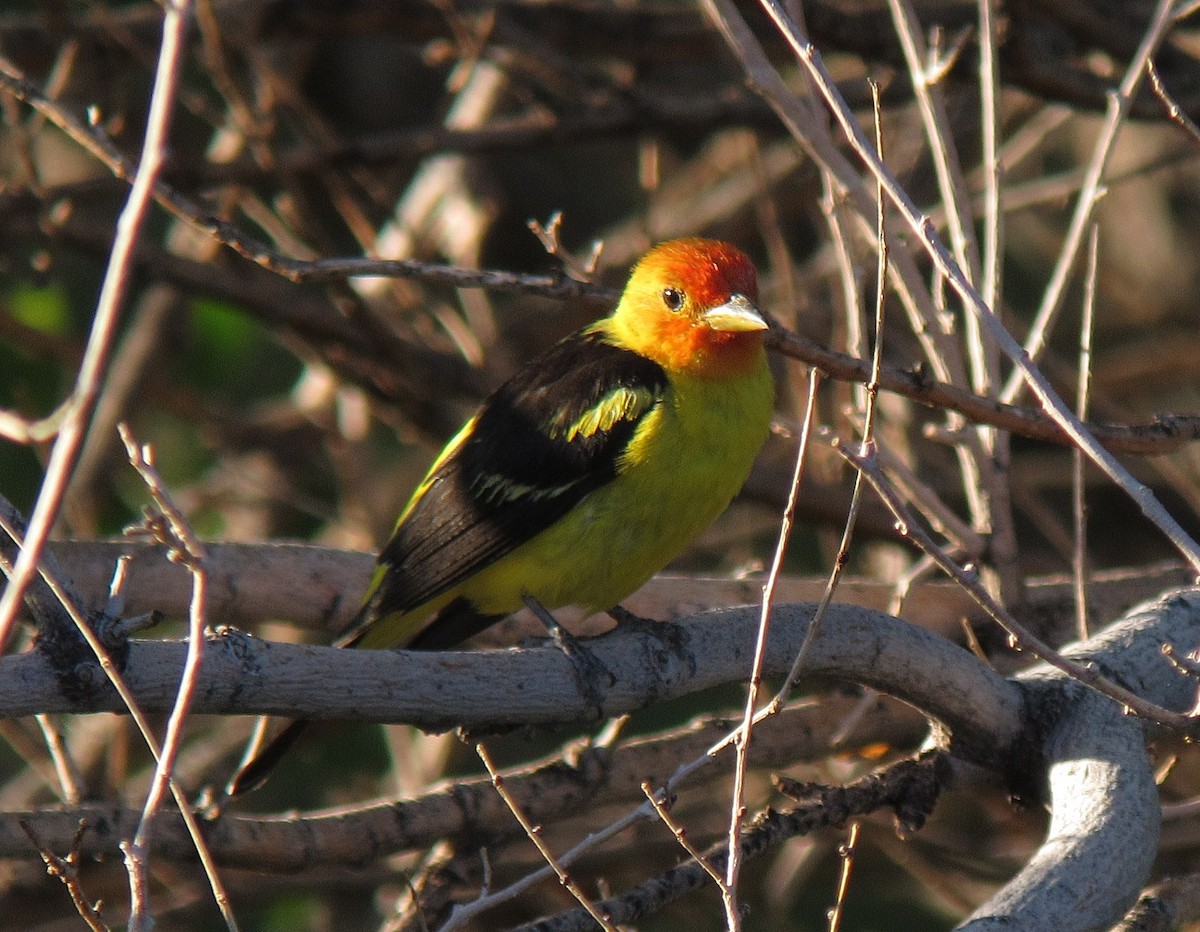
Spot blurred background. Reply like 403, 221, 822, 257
2, 1, 1200, 929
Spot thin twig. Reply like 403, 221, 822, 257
819, 173, 868, 412
0, 0, 193, 651
886, 0, 980, 288
998, 0, 1178, 403
19, 819, 108, 932
1074, 227, 1099, 640
723, 363, 822, 927
33, 714, 84, 805
118, 424, 227, 930
528, 211, 604, 282
475, 742, 618, 932
827, 821, 860, 932
871, 445, 984, 558
886, 11, 1002, 555
641, 782, 728, 890
977, 0, 1005, 313
1148, 57, 1200, 146
971, 0, 1021, 604
774, 81, 890, 707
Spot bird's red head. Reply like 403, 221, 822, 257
610, 238, 768, 378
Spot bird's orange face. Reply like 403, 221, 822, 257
612, 239, 768, 379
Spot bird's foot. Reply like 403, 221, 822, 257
523, 595, 614, 715
608, 603, 690, 659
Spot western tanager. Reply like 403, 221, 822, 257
229, 238, 774, 796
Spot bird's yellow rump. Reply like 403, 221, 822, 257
228, 238, 773, 796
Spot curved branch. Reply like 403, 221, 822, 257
963, 685, 1159, 930
964, 589, 1200, 929
487, 587, 1200, 932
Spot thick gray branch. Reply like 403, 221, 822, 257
962, 589, 1200, 930
7, 564, 1199, 927
0, 603, 1022, 762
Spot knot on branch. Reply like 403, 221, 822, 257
35, 608, 129, 704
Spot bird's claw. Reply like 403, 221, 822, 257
607, 604, 662, 634
524, 595, 614, 717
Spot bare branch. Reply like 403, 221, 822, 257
0, 603, 1024, 759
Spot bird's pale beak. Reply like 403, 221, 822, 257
700, 293, 768, 332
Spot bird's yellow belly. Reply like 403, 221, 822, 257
460, 368, 772, 616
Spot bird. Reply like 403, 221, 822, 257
227, 237, 775, 798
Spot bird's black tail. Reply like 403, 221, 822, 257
224, 598, 379, 801
225, 718, 310, 799
224, 597, 503, 799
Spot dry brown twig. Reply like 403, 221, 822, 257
19, 818, 108, 932
641, 782, 728, 892
827, 821, 861, 932
528, 211, 604, 282
476, 741, 618, 932
1147, 57, 1200, 145
1073, 226, 1100, 641
117, 423, 227, 931
723, 362, 822, 925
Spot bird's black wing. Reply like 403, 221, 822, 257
368, 328, 669, 622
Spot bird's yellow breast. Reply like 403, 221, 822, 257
457, 353, 773, 615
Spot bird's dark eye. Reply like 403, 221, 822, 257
661, 287, 684, 311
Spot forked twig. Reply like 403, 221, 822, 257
117, 424, 226, 930
19, 819, 108, 932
